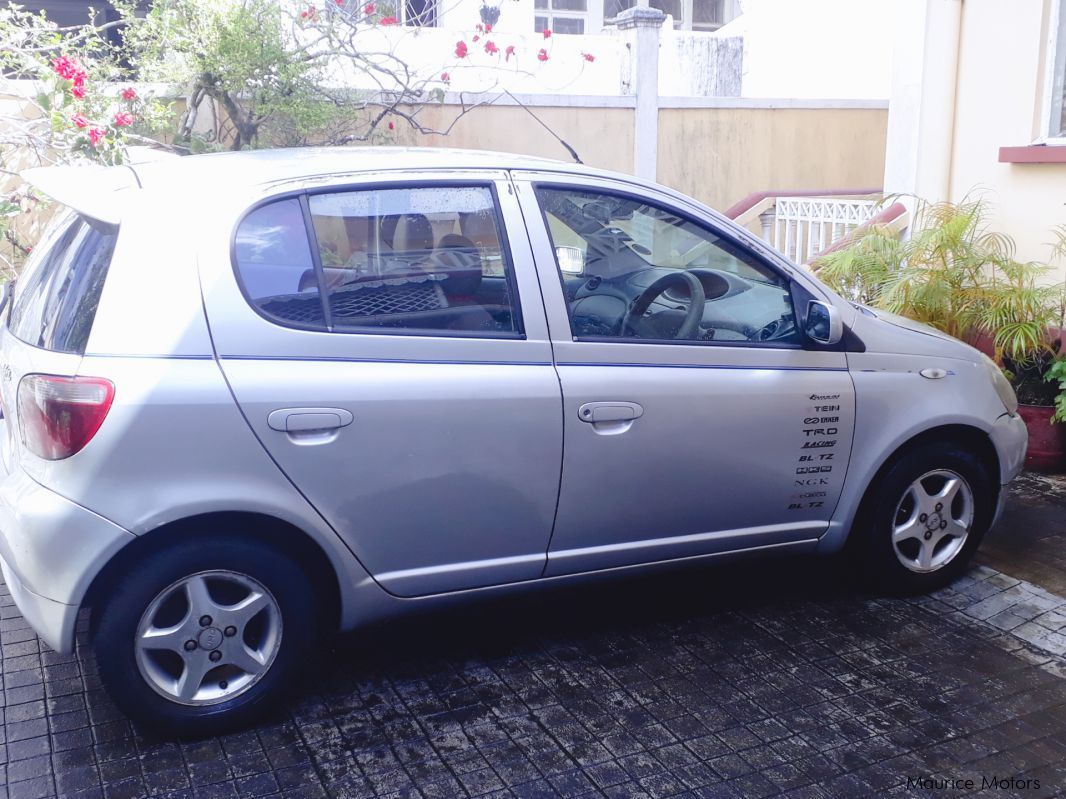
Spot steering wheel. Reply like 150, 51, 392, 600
621, 271, 706, 340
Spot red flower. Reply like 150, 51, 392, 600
121, 87, 137, 101
299, 5, 316, 20
475, 23, 484, 33
542, 28, 552, 38
71, 113, 89, 129
472, 34, 480, 42
380, 15, 399, 23
537, 48, 549, 61
484, 40, 498, 54
388, 120, 395, 130
113, 112, 134, 127
363, 1, 375, 11
455, 40, 469, 58
71, 83, 86, 99
485, 23, 492, 31
581, 52, 595, 62
52, 56, 77, 81
88, 128, 105, 147
505, 44, 515, 61
440, 72, 451, 82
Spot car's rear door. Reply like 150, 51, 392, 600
513, 173, 856, 576
200, 171, 562, 596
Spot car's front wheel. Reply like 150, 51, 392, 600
851, 443, 995, 594
93, 537, 318, 736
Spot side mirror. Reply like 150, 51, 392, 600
804, 299, 842, 345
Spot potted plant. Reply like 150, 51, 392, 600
815, 200, 1066, 470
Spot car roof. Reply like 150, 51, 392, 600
22, 146, 623, 225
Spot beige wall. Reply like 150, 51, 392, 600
948, 0, 1066, 269
658, 107, 888, 211
394, 101, 888, 213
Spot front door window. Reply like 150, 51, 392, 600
536, 187, 800, 346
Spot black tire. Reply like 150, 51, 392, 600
93, 537, 318, 737
849, 443, 996, 595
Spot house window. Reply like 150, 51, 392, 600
1049, 0, 1066, 139
333, 0, 436, 26
604, 0, 729, 32
535, 0, 587, 34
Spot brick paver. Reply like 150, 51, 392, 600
3, 541, 1066, 797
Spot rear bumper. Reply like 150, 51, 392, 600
0, 464, 134, 653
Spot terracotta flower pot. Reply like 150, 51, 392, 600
1017, 403, 1066, 472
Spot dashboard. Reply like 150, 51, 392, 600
565, 267, 799, 343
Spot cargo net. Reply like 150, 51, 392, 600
258, 276, 448, 326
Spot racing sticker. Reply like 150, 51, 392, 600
788, 393, 841, 510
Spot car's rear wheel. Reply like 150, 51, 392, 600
850, 443, 995, 594
93, 537, 317, 736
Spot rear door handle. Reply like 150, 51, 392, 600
267, 407, 354, 433
578, 402, 644, 423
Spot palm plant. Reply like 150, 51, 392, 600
814, 199, 1064, 403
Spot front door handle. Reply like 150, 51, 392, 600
578, 401, 644, 423
267, 407, 354, 433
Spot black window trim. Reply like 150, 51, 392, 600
532, 180, 821, 352
229, 179, 527, 341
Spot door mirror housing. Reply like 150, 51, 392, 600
804, 300, 842, 345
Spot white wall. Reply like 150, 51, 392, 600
734, 0, 894, 100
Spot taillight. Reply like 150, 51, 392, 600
17, 374, 114, 460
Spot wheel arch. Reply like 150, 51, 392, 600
845, 422, 1001, 547
83, 511, 343, 635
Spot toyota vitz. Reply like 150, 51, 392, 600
0, 149, 1026, 734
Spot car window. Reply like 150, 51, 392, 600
307, 185, 521, 335
234, 198, 326, 329
536, 186, 800, 345
234, 186, 522, 337
8, 213, 118, 354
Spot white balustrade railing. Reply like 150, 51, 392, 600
759, 197, 880, 264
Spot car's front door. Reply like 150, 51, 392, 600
202, 173, 562, 596
513, 174, 856, 576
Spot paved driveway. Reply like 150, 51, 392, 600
3, 479, 1066, 799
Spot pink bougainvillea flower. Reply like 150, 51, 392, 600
88, 128, 105, 147
121, 86, 137, 101
299, 5, 316, 20
388, 120, 395, 130
484, 40, 498, 55
380, 15, 398, 23
582, 52, 595, 62
71, 83, 86, 99
537, 47, 549, 61
475, 23, 484, 33
484, 23, 492, 31
542, 28, 552, 38
113, 112, 134, 127
440, 71, 451, 82
363, 1, 375, 12
52, 56, 77, 81
472, 34, 480, 42
71, 113, 89, 129
505, 44, 515, 61
454, 40, 469, 58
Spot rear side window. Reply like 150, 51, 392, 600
233, 185, 522, 337
8, 215, 118, 354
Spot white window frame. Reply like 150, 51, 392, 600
535, 0, 595, 35
1040, 0, 1066, 144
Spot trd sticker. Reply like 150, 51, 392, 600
802, 427, 838, 437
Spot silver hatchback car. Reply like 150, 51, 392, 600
0, 148, 1026, 734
